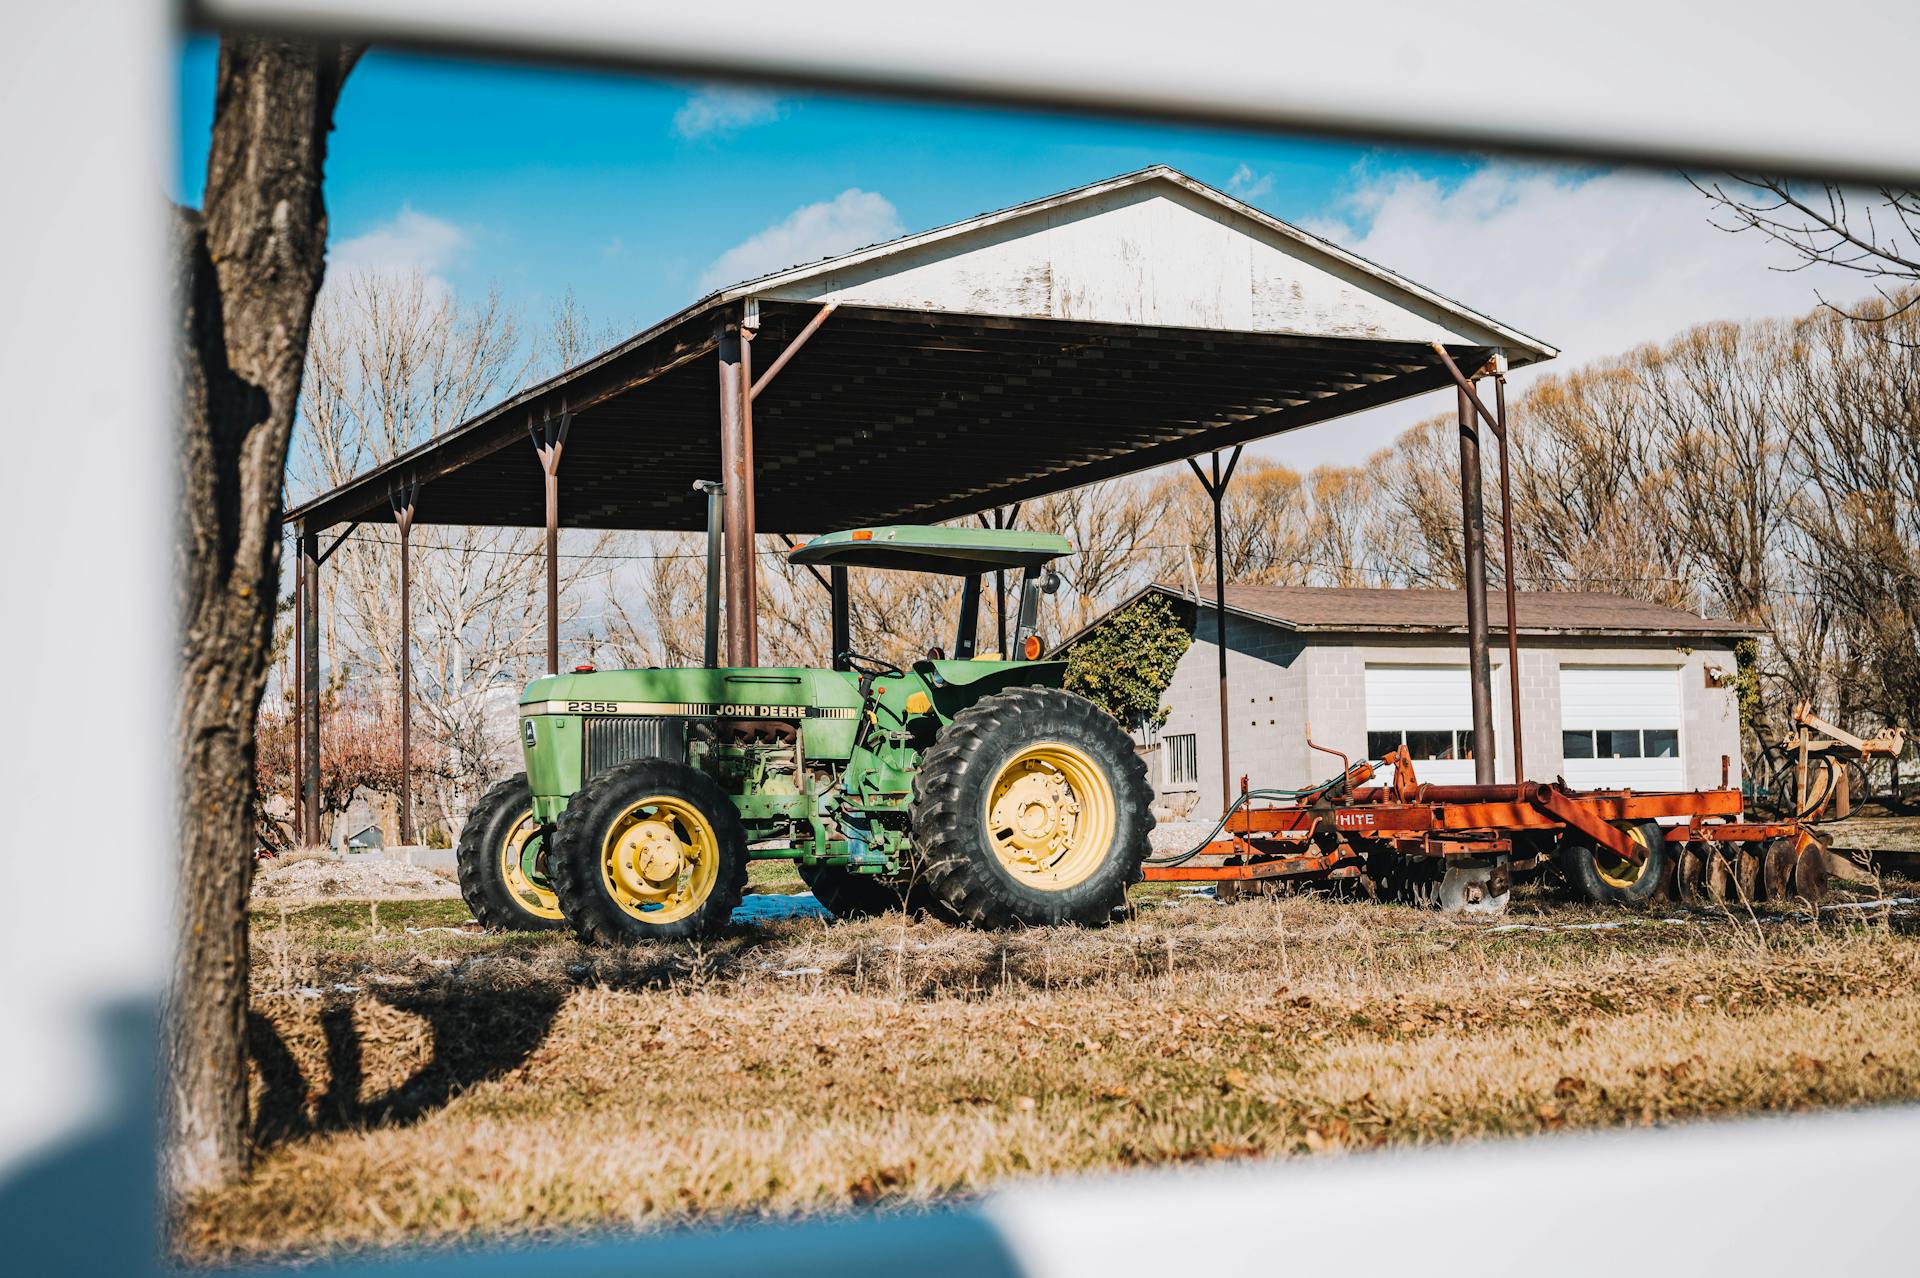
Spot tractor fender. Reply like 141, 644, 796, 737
913, 658, 1065, 719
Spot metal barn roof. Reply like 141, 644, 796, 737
287, 166, 1556, 535
1083, 583, 1753, 642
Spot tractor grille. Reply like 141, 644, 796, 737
583, 716, 686, 779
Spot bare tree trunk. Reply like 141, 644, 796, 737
169, 35, 358, 1200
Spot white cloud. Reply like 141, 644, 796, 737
1270, 164, 1859, 470
699, 189, 905, 291
1227, 163, 1273, 202
673, 87, 782, 140
328, 205, 469, 280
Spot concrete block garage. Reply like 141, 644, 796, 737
1070, 584, 1751, 814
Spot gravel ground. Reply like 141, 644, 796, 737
1148, 819, 1215, 854
253, 855, 460, 901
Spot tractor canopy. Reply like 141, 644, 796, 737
789, 525, 1071, 575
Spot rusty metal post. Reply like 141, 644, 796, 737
291, 538, 304, 844
300, 527, 321, 845
530, 407, 571, 676
1493, 363, 1525, 784
749, 301, 837, 401
390, 476, 419, 845
1189, 447, 1243, 811
717, 312, 758, 666
1457, 382, 1496, 784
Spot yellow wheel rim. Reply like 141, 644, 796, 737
600, 795, 720, 925
983, 741, 1116, 891
1595, 825, 1649, 891
500, 810, 563, 920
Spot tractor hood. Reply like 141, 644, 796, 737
521, 667, 863, 716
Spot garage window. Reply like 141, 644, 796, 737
1165, 733, 1198, 785
1562, 726, 1685, 761
1369, 728, 1478, 761
1364, 664, 1497, 783
1559, 666, 1683, 789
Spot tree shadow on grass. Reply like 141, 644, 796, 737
247, 984, 565, 1149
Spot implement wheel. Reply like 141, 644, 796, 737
456, 773, 567, 932
1558, 821, 1668, 906
1763, 837, 1798, 902
1733, 845, 1764, 906
1793, 841, 1830, 905
911, 687, 1152, 928
796, 863, 902, 920
795, 863, 946, 921
550, 757, 747, 943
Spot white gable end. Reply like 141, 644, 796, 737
755, 176, 1525, 351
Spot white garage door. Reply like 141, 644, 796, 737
1364, 664, 1490, 784
1559, 666, 1682, 790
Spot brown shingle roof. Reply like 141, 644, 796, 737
1157, 583, 1752, 637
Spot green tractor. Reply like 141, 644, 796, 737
456, 524, 1153, 942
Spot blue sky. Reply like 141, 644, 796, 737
174, 38, 1844, 469
173, 38, 1475, 339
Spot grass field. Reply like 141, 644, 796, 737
177, 870, 1920, 1264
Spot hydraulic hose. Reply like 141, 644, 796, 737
1144, 764, 1381, 869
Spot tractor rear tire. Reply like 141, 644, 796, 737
1557, 821, 1668, 907
550, 757, 748, 944
456, 773, 568, 932
910, 686, 1152, 929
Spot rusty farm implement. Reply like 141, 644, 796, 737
1144, 740, 1851, 913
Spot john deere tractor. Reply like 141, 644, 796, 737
456, 524, 1152, 942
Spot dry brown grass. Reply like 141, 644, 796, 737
176, 883, 1920, 1265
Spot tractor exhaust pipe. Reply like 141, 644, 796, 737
694, 480, 723, 667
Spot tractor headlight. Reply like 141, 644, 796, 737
522, 718, 537, 749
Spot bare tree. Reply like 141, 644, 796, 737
1302, 462, 1393, 587
1782, 293, 1920, 732
540, 285, 622, 377
1637, 319, 1796, 625
1696, 176, 1920, 321
294, 271, 615, 833
1024, 478, 1174, 634
172, 35, 359, 1198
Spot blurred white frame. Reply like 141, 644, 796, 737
5, 0, 1917, 1270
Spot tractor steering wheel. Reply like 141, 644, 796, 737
839, 650, 905, 679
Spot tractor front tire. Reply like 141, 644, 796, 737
550, 757, 748, 944
456, 773, 568, 932
910, 687, 1152, 929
